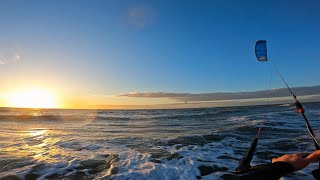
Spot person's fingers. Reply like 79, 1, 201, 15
305, 150, 320, 162
272, 158, 276, 162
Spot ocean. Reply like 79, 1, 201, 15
1, 102, 320, 180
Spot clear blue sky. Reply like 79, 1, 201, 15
0, 0, 320, 106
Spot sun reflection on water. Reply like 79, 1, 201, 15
28, 129, 47, 137
30, 111, 41, 116
0, 109, 110, 179
0, 128, 70, 164
25, 129, 64, 163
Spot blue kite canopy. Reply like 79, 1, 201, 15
255, 40, 268, 61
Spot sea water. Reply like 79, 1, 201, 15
1, 102, 320, 179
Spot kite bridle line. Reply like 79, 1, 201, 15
257, 71, 273, 138
234, 64, 320, 177
233, 41, 320, 179
273, 65, 294, 96
273, 64, 320, 150
233, 68, 273, 174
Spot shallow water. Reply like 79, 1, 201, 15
1, 102, 320, 179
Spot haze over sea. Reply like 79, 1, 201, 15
1, 102, 320, 180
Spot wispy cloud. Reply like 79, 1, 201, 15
119, 92, 190, 98
0, 48, 21, 65
118, 85, 320, 102
126, 5, 154, 30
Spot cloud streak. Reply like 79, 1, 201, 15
119, 85, 320, 102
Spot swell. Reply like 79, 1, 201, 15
0, 114, 92, 122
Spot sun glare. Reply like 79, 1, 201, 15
5, 88, 58, 108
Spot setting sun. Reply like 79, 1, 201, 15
5, 88, 58, 108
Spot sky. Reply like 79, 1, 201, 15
0, 0, 320, 109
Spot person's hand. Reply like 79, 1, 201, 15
272, 150, 320, 171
